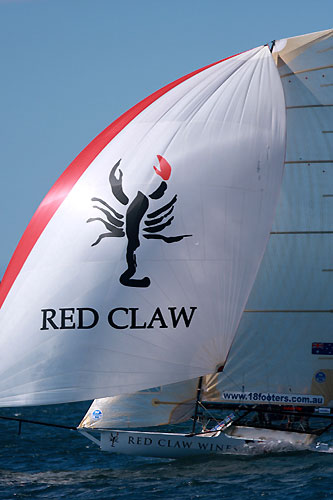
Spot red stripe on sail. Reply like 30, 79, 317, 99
0, 51, 242, 308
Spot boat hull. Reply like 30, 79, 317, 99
79, 426, 316, 458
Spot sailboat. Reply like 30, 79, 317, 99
0, 29, 332, 458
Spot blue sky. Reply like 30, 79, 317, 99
0, 0, 332, 278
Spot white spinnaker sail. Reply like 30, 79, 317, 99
81, 30, 333, 430
0, 46, 286, 406
219, 29, 333, 407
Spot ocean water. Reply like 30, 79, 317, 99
0, 402, 332, 500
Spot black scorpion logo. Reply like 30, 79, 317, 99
87, 155, 192, 287
109, 432, 119, 447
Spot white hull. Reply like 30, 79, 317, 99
79, 426, 316, 459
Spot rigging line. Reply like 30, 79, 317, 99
0, 415, 77, 430
187, 405, 253, 437
280, 64, 333, 78
196, 401, 221, 426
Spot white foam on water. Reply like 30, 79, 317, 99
232, 440, 311, 456
235, 439, 333, 456
309, 442, 333, 454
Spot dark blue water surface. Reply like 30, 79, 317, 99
0, 402, 332, 499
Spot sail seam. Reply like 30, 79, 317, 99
280, 64, 333, 77
244, 309, 333, 313
285, 160, 333, 164
286, 104, 333, 109
270, 231, 333, 234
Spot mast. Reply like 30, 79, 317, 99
191, 376, 203, 433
